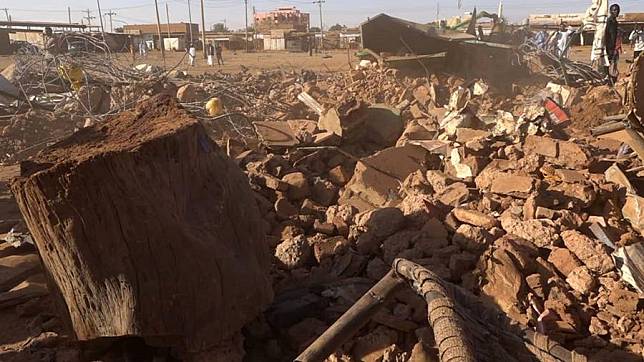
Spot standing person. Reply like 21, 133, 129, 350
555, 23, 574, 58
605, 4, 621, 83
139, 41, 147, 58
215, 43, 224, 66
477, 25, 485, 41
188, 43, 197, 67
630, 25, 644, 60
207, 42, 216, 67
129, 36, 136, 62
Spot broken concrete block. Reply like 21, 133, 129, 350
413, 85, 434, 106
500, 217, 559, 248
479, 247, 526, 323
548, 248, 583, 277
354, 208, 406, 254
622, 195, 644, 235
456, 128, 490, 143
437, 182, 470, 207
561, 230, 613, 274
254, 121, 299, 147
176, 83, 206, 102
425, 170, 455, 194
328, 165, 352, 185
544, 182, 596, 209
452, 224, 492, 252
382, 230, 417, 263
313, 219, 335, 235
552, 141, 590, 169
341, 145, 429, 210
554, 169, 587, 184
313, 236, 349, 263
263, 175, 289, 191
490, 174, 535, 198
566, 266, 597, 295
453, 208, 498, 229
449, 252, 477, 279
524, 135, 558, 158
282, 172, 310, 200
275, 235, 312, 270
608, 288, 639, 313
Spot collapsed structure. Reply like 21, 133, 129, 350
0, 17, 643, 362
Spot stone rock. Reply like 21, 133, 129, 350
282, 172, 310, 200
176, 83, 205, 103
622, 195, 644, 235
275, 235, 312, 269
455, 128, 490, 143
452, 224, 493, 252
340, 145, 429, 211
552, 141, 590, 169
355, 208, 406, 254
328, 165, 352, 185
352, 326, 399, 362
500, 217, 559, 247
490, 174, 535, 198
275, 197, 298, 219
566, 266, 596, 295
313, 219, 336, 235
313, 236, 349, 263
524, 135, 558, 158
263, 175, 289, 191
452, 208, 498, 228
544, 182, 596, 209
479, 247, 526, 322
561, 230, 613, 274
437, 182, 470, 207
608, 289, 639, 313
449, 252, 477, 279
548, 248, 583, 277
382, 230, 417, 263
413, 85, 434, 106
425, 170, 456, 194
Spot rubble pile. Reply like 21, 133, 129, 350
1, 55, 643, 361
232, 68, 643, 361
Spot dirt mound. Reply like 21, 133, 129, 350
568, 85, 623, 133
11, 94, 273, 357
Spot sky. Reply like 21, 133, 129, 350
3, 0, 644, 31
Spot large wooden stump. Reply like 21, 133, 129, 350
11, 95, 273, 354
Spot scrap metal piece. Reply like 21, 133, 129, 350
612, 242, 644, 293
588, 222, 617, 250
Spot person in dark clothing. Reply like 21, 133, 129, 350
215, 43, 224, 66
605, 4, 620, 83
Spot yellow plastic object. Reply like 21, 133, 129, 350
206, 97, 223, 116
58, 65, 84, 91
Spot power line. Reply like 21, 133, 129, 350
105, 10, 117, 32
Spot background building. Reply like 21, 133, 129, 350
123, 22, 198, 49
254, 7, 310, 34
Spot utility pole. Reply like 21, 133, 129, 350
1, 8, 10, 29
313, 0, 325, 50
200, 0, 207, 59
105, 10, 117, 33
96, 0, 105, 35
244, 0, 249, 52
154, 0, 166, 66
84, 9, 95, 27
165, 3, 171, 38
187, 0, 194, 44
68, 7, 72, 29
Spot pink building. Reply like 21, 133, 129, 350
254, 7, 310, 34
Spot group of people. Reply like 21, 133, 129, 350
529, 4, 644, 84
186, 42, 224, 67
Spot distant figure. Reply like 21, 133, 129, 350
207, 42, 216, 67
534, 30, 548, 49
138, 41, 147, 58
188, 43, 197, 67
215, 43, 224, 66
129, 36, 136, 62
605, 4, 621, 83
477, 25, 485, 41
555, 23, 574, 58
630, 25, 644, 60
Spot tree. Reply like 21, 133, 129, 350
328, 23, 346, 32
309, 26, 321, 33
211, 23, 228, 32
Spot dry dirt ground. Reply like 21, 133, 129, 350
0, 49, 354, 75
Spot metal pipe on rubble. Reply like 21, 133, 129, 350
294, 270, 404, 362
